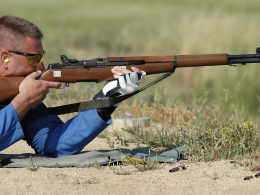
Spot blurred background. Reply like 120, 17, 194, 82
1, 0, 260, 122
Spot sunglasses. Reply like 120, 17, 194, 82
9, 50, 46, 66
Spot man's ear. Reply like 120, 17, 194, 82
0, 50, 10, 69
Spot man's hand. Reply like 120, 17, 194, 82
109, 66, 146, 96
93, 66, 146, 118
19, 71, 61, 108
111, 66, 141, 79
101, 66, 146, 97
11, 71, 61, 121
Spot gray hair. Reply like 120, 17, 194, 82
0, 15, 43, 51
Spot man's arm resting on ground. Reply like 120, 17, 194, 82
23, 106, 111, 157
0, 104, 24, 151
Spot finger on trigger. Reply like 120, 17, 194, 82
49, 81, 61, 89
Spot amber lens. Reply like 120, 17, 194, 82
26, 53, 45, 66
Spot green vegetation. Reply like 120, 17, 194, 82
110, 96, 260, 162
27, 156, 39, 172
2, 0, 260, 162
83, 177, 100, 184
110, 164, 131, 175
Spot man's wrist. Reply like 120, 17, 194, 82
11, 92, 31, 121
96, 107, 116, 120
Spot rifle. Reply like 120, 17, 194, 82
1, 47, 260, 104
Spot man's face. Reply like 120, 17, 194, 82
5, 36, 45, 76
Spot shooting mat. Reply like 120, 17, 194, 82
0, 145, 185, 168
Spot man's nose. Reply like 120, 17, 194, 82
35, 62, 45, 71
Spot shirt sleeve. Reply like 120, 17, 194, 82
24, 104, 112, 157
0, 104, 24, 151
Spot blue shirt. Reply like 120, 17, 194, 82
0, 103, 24, 151
0, 102, 111, 157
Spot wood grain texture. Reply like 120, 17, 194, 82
176, 54, 227, 67
0, 77, 24, 103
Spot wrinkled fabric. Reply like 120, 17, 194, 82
0, 104, 24, 151
0, 102, 111, 157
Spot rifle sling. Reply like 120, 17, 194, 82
21, 69, 176, 130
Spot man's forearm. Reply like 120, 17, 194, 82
11, 92, 32, 121
0, 104, 25, 151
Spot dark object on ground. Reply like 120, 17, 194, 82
244, 176, 254, 180
0, 155, 11, 167
169, 167, 179, 172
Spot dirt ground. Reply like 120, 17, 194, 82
1, 124, 260, 195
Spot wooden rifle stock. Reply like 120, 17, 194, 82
1, 48, 260, 103
0, 77, 24, 103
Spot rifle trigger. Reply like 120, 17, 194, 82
229, 63, 236, 67
65, 83, 69, 87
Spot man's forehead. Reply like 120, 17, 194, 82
22, 36, 43, 52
